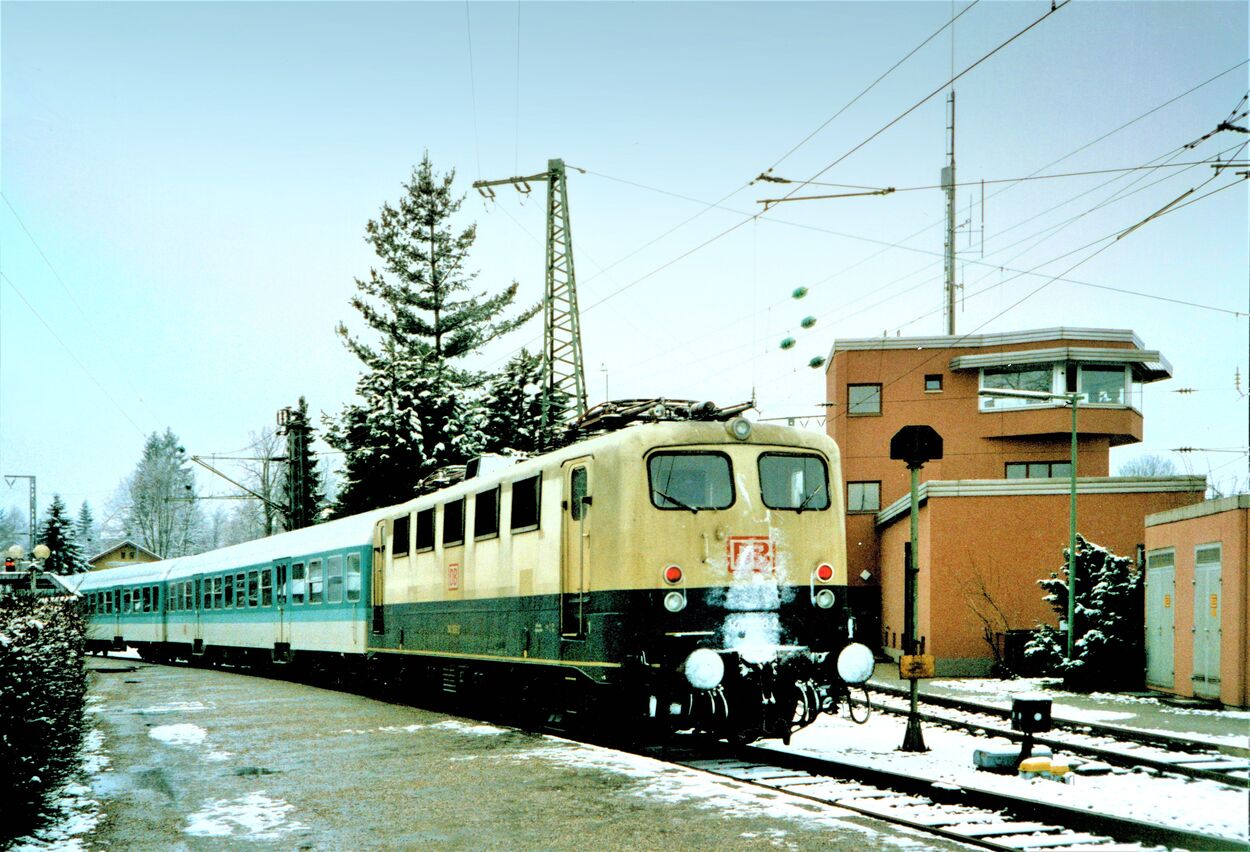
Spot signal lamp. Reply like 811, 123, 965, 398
663, 564, 683, 585
815, 563, 834, 582
814, 588, 835, 609
726, 417, 752, 441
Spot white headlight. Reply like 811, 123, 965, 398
663, 591, 686, 613
683, 648, 724, 690
814, 588, 836, 609
726, 417, 752, 441
837, 642, 875, 684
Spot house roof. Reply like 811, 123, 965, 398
87, 539, 161, 564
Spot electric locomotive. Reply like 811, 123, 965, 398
77, 405, 873, 743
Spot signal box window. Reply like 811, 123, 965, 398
415, 509, 435, 551
475, 488, 500, 539
346, 553, 361, 603
848, 384, 882, 416
648, 452, 734, 511
443, 499, 465, 546
924, 374, 943, 392
393, 515, 410, 556
1006, 461, 1072, 479
847, 481, 881, 513
980, 365, 1054, 409
510, 475, 541, 532
1080, 364, 1128, 405
759, 453, 829, 511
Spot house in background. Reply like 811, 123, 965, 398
1144, 495, 1249, 708
88, 540, 161, 571
826, 327, 1206, 675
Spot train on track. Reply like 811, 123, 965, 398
75, 406, 873, 743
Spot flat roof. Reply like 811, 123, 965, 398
1145, 494, 1250, 527
830, 327, 1144, 358
876, 476, 1207, 527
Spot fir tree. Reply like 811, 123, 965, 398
481, 349, 566, 454
1024, 534, 1144, 691
37, 495, 87, 575
329, 154, 538, 515
75, 501, 97, 558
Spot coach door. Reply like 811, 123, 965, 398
561, 458, 592, 638
1145, 549, 1175, 689
1192, 545, 1222, 700
371, 520, 386, 636
273, 559, 289, 647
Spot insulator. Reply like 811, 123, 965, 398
808, 356, 826, 369
780, 337, 796, 350
800, 316, 816, 329
792, 287, 808, 299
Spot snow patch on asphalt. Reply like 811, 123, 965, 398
185, 791, 307, 840
134, 700, 214, 715
432, 719, 509, 736
148, 723, 207, 747
204, 750, 233, 762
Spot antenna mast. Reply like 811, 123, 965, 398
943, 91, 957, 336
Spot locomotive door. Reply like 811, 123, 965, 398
561, 458, 592, 638
371, 520, 386, 637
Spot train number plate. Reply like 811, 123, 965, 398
727, 537, 774, 574
447, 563, 461, 591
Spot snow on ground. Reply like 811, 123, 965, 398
510, 736, 936, 848
778, 710, 1249, 843
8, 727, 108, 852
147, 722, 207, 747
133, 700, 214, 715
184, 791, 307, 840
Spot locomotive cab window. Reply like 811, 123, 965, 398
510, 474, 541, 532
759, 453, 830, 511
648, 452, 734, 511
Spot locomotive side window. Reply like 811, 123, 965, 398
393, 515, 410, 556
415, 509, 434, 551
443, 499, 465, 546
327, 555, 344, 603
510, 475, 541, 532
758, 453, 830, 511
346, 553, 361, 603
647, 452, 734, 511
291, 562, 306, 604
475, 488, 500, 540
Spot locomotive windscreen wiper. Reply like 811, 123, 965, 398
652, 486, 700, 513
796, 485, 827, 513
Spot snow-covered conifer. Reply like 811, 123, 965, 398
36, 494, 87, 574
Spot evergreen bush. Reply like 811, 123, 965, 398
0, 594, 87, 839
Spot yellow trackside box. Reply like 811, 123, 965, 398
899, 654, 934, 679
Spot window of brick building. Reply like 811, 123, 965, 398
848, 384, 882, 416
847, 481, 881, 512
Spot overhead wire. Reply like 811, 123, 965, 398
464, 2, 483, 179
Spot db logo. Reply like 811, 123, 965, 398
447, 563, 461, 591
727, 536, 774, 574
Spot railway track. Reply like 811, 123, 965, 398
862, 683, 1250, 789
666, 744, 1244, 851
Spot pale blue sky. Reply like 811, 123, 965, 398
2, 1, 1247, 524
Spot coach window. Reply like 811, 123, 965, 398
510, 475, 541, 532
759, 453, 830, 511
848, 383, 882, 416
443, 499, 465, 547
415, 509, 435, 551
475, 488, 500, 540
393, 515, 410, 556
291, 562, 305, 605
261, 570, 273, 607
327, 555, 344, 604
221, 574, 232, 608
648, 452, 734, 511
234, 573, 245, 608
213, 576, 224, 609
142, 587, 152, 613
185, 583, 194, 611
248, 571, 260, 607
346, 553, 361, 603
308, 558, 324, 604
168, 589, 177, 613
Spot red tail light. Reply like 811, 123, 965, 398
663, 564, 683, 585
815, 563, 834, 582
